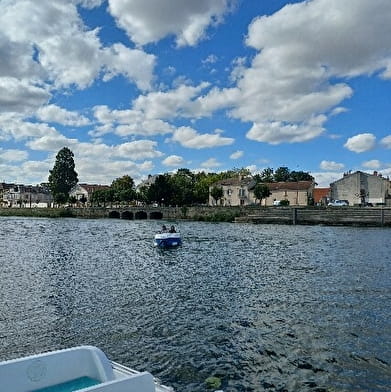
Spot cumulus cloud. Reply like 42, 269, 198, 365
380, 135, 391, 149
320, 160, 345, 171
230, 150, 243, 159
344, 133, 376, 153
0, 77, 50, 114
162, 155, 186, 167
92, 105, 174, 137
0, 0, 156, 91
170, 126, 234, 149
312, 171, 344, 187
0, 148, 28, 162
116, 140, 163, 160
362, 160, 381, 170
192, 0, 391, 145
201, 157, 221, 168
36, 104, 90, 126
246, 116, 326, 144
108, 0, 235, 47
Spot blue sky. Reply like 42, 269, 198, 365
1, 0, 391, 187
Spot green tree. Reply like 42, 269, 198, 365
147, 174, 174, 205
111, 175, 135, 205
170, 168, 196, 206
253, 183, 271, 205
48, 147, 78, 204
210, 186, 224, 205
289, 170, 314, 182
274, 166, 291, 182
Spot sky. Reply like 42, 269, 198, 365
1, 0, 391, 187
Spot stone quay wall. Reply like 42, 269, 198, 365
1, 206, 391, 227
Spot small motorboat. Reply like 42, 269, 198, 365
0, 345, 173, 392
154, 232, 182, 248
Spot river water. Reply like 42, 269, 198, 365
0, 217, 390, 392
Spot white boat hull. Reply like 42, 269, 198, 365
0, 346, 173, 392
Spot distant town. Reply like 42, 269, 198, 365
2, 169, 390, 209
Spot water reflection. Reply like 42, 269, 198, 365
0, 217, 390, 391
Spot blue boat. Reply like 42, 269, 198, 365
154, 232, 182, 248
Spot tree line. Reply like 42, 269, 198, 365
48, 147, 314, 207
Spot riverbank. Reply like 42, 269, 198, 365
1, 206, 391, 226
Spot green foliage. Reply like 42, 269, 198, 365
255, 167, 314, 183
210, 186, 224, 204
279, 199, 290, 206
48, 147, 78, 204
111, 175, 135, 204
253, 183, 271, 204
146, 174, 174, 206
274, 166, 291, 182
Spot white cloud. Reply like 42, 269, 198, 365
230, 150, 243, 159
108, 0, 235, 47
0, 77, 50, 114
246, 116, 326, 144
27, 134, 78, 152
162, 155, 186, 167
344, 133, 376, 153
0, 0, 156, 91
133, 83, 210, 120
380, 135, 391, 149
189, 0, 391, 145
0, 148, 28, 162
116, 140, 163, 160
320, 160, 345, 171
312, 171, 344, 187
102, 43, 156, 91
92, 105, 174, 137
36, 104, 90, 126
170, 126, 234, 149
201, 157, 221, 168
362, 160, 381, 170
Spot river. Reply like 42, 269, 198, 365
0, 217, 390, 391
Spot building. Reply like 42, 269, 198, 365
330, 171, 391, 206
209, 176, 256, 206
69, 184, 110, 205
258, 181, 314, 206
209, 177, 314, 206
2, 185, 52, 208
313, 188, 331, 206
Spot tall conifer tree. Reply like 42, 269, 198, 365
48, 147, 78, 204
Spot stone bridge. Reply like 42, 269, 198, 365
105, 206, 183, 220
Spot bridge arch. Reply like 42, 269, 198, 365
150, 211, 163, 220
135, 210, 148, 220
122, 211, 134, 220
108, 210, 120, 219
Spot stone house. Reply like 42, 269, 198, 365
209, 176, 256, 206
209, 177, 314, 206
69, 184, 110, 205
2, 184, 52, 208
330, 171, 391, 206
256, 181, 315, 206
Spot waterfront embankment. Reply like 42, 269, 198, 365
1, 206, 391, 226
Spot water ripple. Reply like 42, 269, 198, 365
0, 217, 390, 391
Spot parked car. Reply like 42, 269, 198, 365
328, 199, 349, 206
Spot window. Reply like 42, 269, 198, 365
239, 188, 246, 197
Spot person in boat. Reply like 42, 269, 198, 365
169, 225, 176, 233
161, 225, 167, 232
